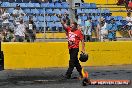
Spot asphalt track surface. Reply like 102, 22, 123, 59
0, 65, 132, 88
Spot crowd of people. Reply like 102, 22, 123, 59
75, 12, 132, 42
0, 4, 36, 42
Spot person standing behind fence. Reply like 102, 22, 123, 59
98, 17, 108, 42
84, 17, 92, 42
14, 18, 26, 42
126, 12, 132, 38
26, 16, 36, 42
13, 4, 25, 27
106, 18, 118, 41
1, 8, 10, 31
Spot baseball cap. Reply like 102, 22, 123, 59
16, 4, 20, 7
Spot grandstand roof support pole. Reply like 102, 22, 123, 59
43, 8, 46, 40
67, 0, 75, 22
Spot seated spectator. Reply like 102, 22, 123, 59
93, 19, 100, 41
106, 18, 118, 41
126, 12, 132, 38
14, 18, 26, 42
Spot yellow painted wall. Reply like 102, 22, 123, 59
1, 42, 132, 69
36, 32, 126, 39
2, 42, 69, 69
36, 33, 66, 39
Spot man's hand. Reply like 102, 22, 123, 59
61, 19, 68, 30
61, 19, 65, 24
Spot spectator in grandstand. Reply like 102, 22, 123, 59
13, 4, 25, 27
2, 29, 15, 42
106, 18, 118, 41
98, 17, 108, 42
14, 18, 26, 42
76, 15, 81, 27
25, 16, 36, 42
92, 19, 100, 41
84, 17, 92, 42
61, 19, 85, 79
126, 12, 132, 38
1, 8, 10, 31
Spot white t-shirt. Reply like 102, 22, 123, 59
126, 16, 132, 26
84, 20, 92, 35
13, 9, 25, 25
77, 19, 81, 25
1, 12, 10, 23
14, 24, 25, 37
100, 22, 108, 35
29, 24, 33, 30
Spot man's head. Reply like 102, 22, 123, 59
70, 22, 78, 31
16, 4, 20, 10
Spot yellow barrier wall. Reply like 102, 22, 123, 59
1, 42, 132, 69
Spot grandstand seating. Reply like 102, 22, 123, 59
33, 16, 37, 22
7, 8, 14, 14
23, 16, 29, 21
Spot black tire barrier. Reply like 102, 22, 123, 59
0, 51, 4, 71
